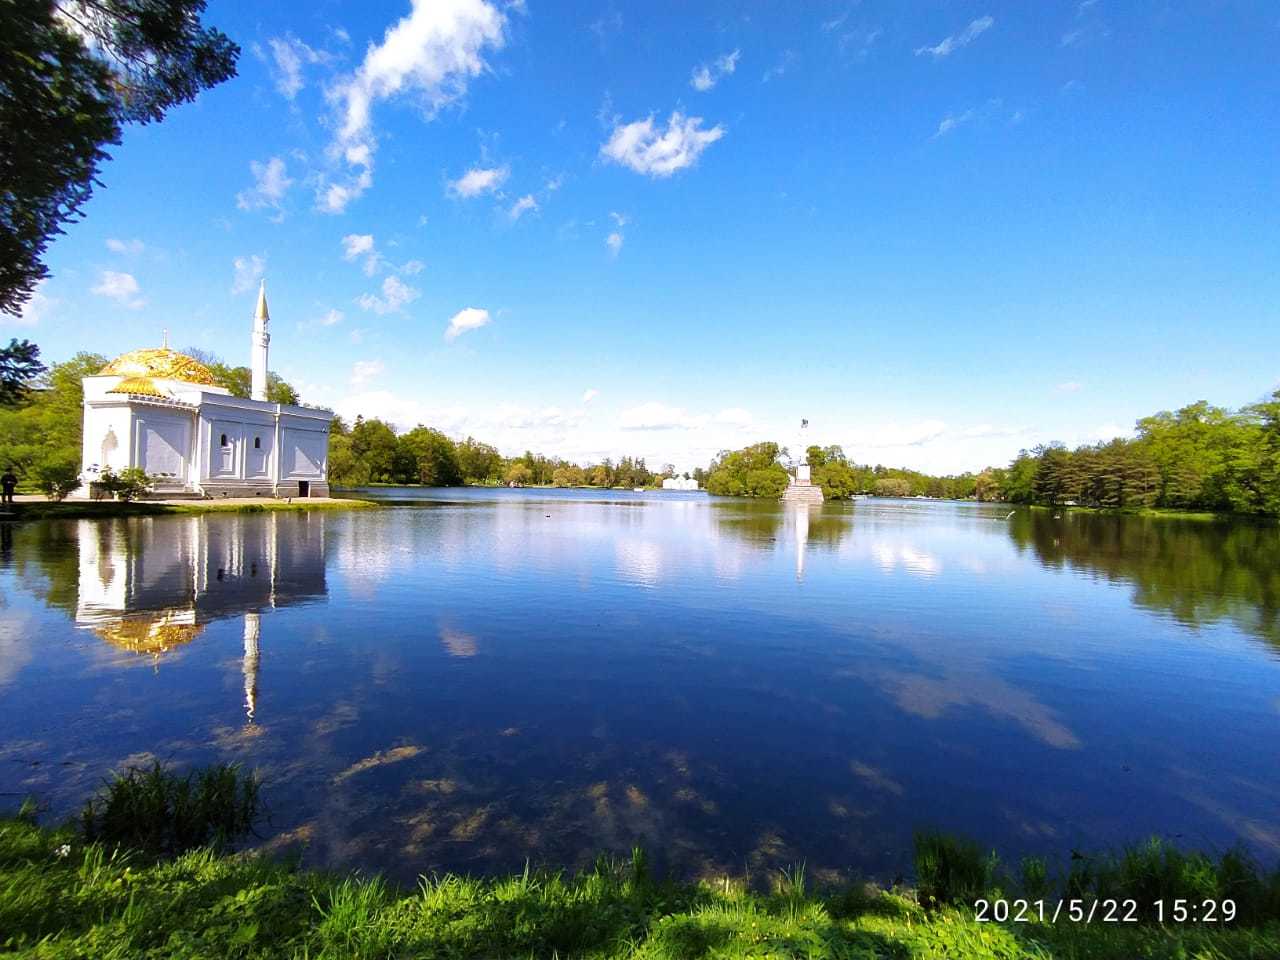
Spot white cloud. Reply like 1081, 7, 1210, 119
342, 233, 375, 260
619, 402, 707, 431
91, 270, 145, 308
933, 110, 975, 137
609, 211, 629, 227
508, 194, 538, 220
582, 388, 599, 404
319, 308, 344, 326
850, 419, 949, 449
605, 231, 623, 257
351, 359, 385, 386
265, 35, 328, 100
357, 275, 419, 314
836, 27, 883, 59
237, 156, 293, 212
915, 16, 994, 58
690, 48, 740, 91
1056, 381, 1083, 393
322, 0, 507, 212
231, 255, 266, 294
600, 111, 725, 178
444, 306, 491, 340
714, 407, 754, 428
400, 259, 425, 275
341, 233, 383, 275
762, 49, 796, 83
105, 237, 144, 255
13, 279, 54, 325
447, 165, 509, 198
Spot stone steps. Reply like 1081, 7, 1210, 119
781, 484, 825, 504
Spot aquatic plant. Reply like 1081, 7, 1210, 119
4, 811, 1280, 959
80, 761, 260, 857
914, 829, 1000, 907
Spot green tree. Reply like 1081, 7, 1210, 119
32, 453, 81, 500
2, 1, 238, 316
0, 340, 46, 406
326, 416, 365, 486
348, 416, 399, 483
184, 350, 300, 404
813, 460, 858, 500
504, 462, 532, 486
705, 442, 789, 498
399, 426, 461, 486
873, 477, 912, 498
0, 351, 105, 485
456, 436, 501, 484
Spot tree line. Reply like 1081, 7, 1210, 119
703, 391, 1280, 516
327, 415, 682, 489
982, 395, 1280, 515
702, 442, 982, 501
2, 340, 1276, 515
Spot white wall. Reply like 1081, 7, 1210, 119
134, 410, 193, 482
280, 424, 327, 480
82, 403, 134, 475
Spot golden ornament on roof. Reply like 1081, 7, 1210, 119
106, 375, 167, 398
99, 348, 217, 386
94, 613, 204, 656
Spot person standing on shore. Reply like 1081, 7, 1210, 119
0, 467, 17, 506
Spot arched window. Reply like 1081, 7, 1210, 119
220, 433, 228, 447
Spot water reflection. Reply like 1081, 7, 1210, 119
0, 494, 1278, 885
1009, 510, 1280, 647
73, 514, 327, 722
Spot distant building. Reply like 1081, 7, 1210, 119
74, 283, 332, 498
662, 476, 700, 490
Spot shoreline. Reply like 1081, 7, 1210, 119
1025, 503, 1277, 523
0, 495, 380, 521
3, 815, 1277, 958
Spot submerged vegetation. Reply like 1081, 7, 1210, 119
4, 764, 1280, 958
80, 762, 260, 858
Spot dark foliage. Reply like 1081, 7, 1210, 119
0, 0, 238, 316
81, 761, 260, 856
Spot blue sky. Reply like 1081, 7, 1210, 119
11, 1, 1279, 472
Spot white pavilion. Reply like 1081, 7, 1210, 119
75, 283, 332, 499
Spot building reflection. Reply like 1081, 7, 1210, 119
75, 513, 327, 721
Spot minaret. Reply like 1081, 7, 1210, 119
251, 280, 270, 402
243, 612, 260, 723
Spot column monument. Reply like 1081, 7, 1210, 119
782, 418, 824, 503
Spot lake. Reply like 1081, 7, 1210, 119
1, 490, 1278, 883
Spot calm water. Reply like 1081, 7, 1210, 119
2, 490, 1278, 882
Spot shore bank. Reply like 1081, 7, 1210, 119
0, 495, 379, 521
1026, 503, 1277, 523
2, 815, 1278, 959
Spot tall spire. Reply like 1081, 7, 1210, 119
251, 279, 271, 401
255, 279, 270, 322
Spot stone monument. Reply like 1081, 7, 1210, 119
782, 418, 824, 503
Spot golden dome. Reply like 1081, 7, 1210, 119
107, 375, 166, 397
99, 348, 217, 386
94, 612, 204, 656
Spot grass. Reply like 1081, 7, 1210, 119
4, 784, 1280, 959
80, 762, 261, 858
